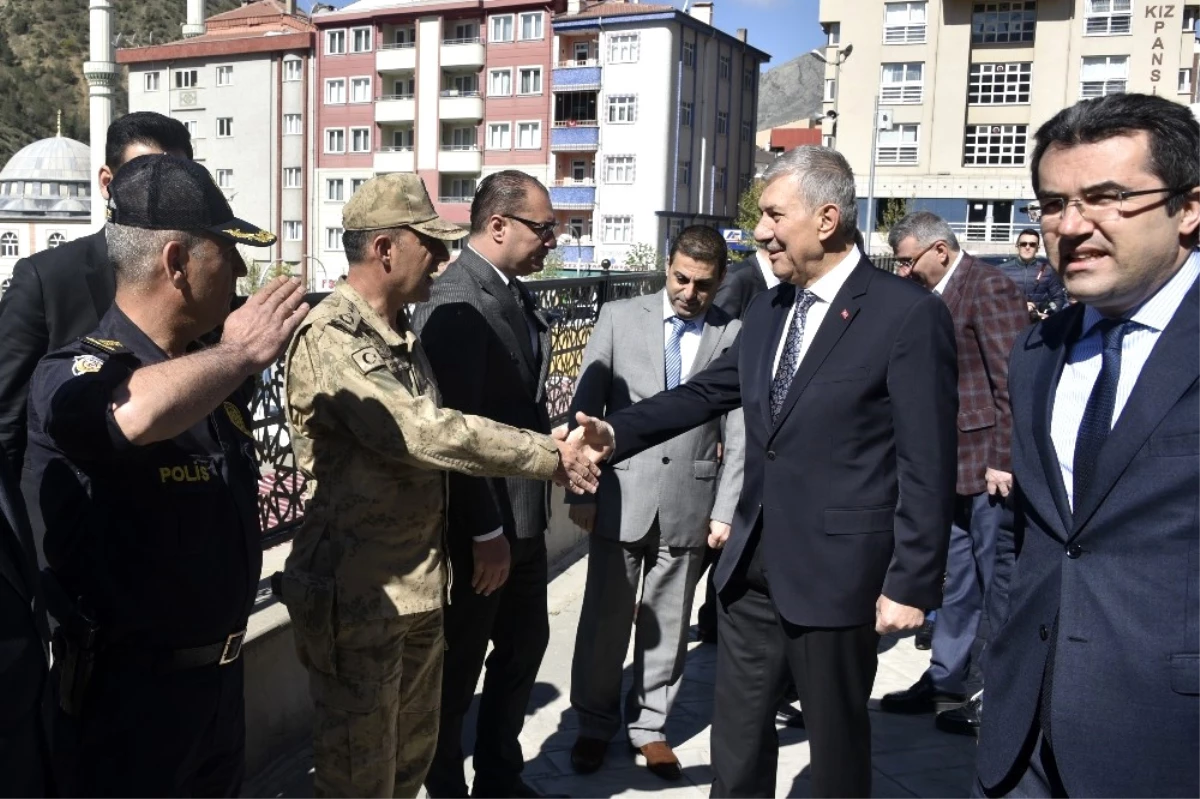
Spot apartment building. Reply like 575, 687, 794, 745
311, 0, 563, 276
817, 0, 1200, 252
118, 0, 317, 268
550, 0, 769, 267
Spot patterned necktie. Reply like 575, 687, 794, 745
664, 317, 690, 389
507, 278, 539, 358
769, 290, 818, 422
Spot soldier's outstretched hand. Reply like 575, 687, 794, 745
551, 427, 600, 494
222, 277, 310, 372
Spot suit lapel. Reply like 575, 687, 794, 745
1070, 278, 1200, 537
1031, 309, 1081, 539
643, 292, 667, 392
939, 255, 972, 318
459, 249, 538, 375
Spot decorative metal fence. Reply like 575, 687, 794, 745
250, 271, 665, 547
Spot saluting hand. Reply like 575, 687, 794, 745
551, 427, 600, 495
220, 277, 310, 373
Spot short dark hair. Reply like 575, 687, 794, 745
105, 112, 194, 171
668, 225, 728, 273
1016, 228, 1040, 242
469, 170, 548, 233
343, 226, 405, 264
1031, 93, 1199, 216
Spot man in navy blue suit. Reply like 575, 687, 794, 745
975, 93, 1199, 797
571, 146, 958, 797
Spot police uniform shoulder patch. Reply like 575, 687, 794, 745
351, 346, 386, 375
71, 354, 105, 376
222, 401, 254, 438
81, 337, 127, 354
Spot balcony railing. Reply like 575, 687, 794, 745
378, 93, 415, 101
379, 145, 414, 152
247, 272, 665, 546
380, 41, 416, 50
556, 57, 599, 67
441, 143, 479, 151
439, 194, 474, 203
552, 119, 598, 128
443, 36, 482, 45
552, 178, 595, 187
440, 89, 481, 97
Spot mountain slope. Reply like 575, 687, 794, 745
756, 52, 824, 131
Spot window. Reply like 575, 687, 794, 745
444, 126, 477, 149
602, 215, 633, 243
519, 11, 543, 40
604, 155, 635, 184
567, 217, 589, 239
717, 111, 729, 135
180, 119, 198, 138
824, 79, 837, 102
216, 117, 233, 137
881, 62, 924, 103
679, 160, 691, 186
144, 72, 160, 91
487, 122, 511, 150
826, 22, 841, 45
216, 65, 233, 86
283, 167, 301, 188
450, 22, 478, 41
0, 232, 17, 257
489, 68, 512, 97
284, 58, 302, 82
350, 77, 371, 103
741, 120, 752, 139
47, 232, 65, 248
1080, 55, 1128, 98
326, 29, 346, 55
571, 159, 589, 181
351, 178, 368, 193
393, 76, 415, 97
326, 179, 345, 201
607, 94, 637, 123
968, 62, 1032, 104
445, 177, 477, 200
391, 128, 414, 149
284, 114, 302, 135
609, 33, 640, 64
518, 67, 542, 95
573, 41, 592, 63
325, 227, 344, 251
884, 1, 927, 44
963, 124, 1028, 166
1180, 68, 1194, 95
876, 124, 919, 164
1185, 5, 1200, 30
719, 54, 731, 79
516, 121, 541, 149
393, 26, 415, 46
325, 128, 345, 153
743, 67, 756, 90
1085, 0, 1131, 35
283, 221, 302, 241
822, 134, 835, 148
175, 69, 199, 88
971, 2, 1036, 44
490, 15, 514, 43
682, 41, 695, 67
681, 102, 693, 127
350, 127, 371, 153
351, 26, 372, 52
216, 169, 233, 189
715, 167, 727, 190
448, 73, 478, 94
325, 78, 346, 104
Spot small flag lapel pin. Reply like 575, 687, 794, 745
840, 309, 850, 320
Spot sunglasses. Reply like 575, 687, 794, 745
504, 215, 557, 241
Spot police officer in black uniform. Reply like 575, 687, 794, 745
25, 154, 309, 797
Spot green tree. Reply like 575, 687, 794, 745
877, 197, 911, 235
624, 242, 662, 271
237, 258, 293, 296
527, 248, 565, 280
736, 179, 765, 234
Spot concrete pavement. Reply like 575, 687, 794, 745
245, 547, 978, 798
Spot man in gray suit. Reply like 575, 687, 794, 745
566, 225, 745, 780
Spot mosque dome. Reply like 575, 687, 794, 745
0, 135, 92, 217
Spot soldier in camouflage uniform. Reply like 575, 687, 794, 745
280, 173, 599, 799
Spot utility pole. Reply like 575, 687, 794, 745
864, 94, 880, 257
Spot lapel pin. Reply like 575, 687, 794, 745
840, 309, 850, 320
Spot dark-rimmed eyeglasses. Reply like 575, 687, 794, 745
1021, 186, 1195, 225
504, 215, 557, 241
894, 240, 943, 270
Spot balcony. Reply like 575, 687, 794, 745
439, 146, 482, 173
441, 37, 485, 68
375, 95, 415, 123
552, 63, 602, 92
440, 91, 484, 121
374, 147, 415, 173
549, 122, 599, 152
376, 43, 416, 73
439, 193, 474, 205
549, 182, 596, 210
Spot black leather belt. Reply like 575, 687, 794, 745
105, 629, 247, 672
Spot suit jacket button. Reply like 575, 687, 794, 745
1039, 624, 1049, 641
661, 456, 670, 465
1066, 544, 1082, 559
766, 450, 776, 460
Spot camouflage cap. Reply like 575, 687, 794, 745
342, 173, 466, 241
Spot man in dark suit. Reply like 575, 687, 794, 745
881, 213, 1027, 738
572, 145, 958, 797
975, 93, 1199, 798
0, 112, 193, 479
713, 247, 775, 320
413, 170, 558, 799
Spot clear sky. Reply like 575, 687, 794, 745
304, 0, 826, 74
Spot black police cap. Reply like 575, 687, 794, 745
106, 154, 277, 247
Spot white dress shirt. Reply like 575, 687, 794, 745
932, 251, 965, 296
772, 247, 861, 377
1050, 249, 1199, 509
663, 291, 706, 383
756, 249, 782, 290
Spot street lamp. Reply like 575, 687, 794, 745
298, 254, 328, 293
810, 43, 852, 148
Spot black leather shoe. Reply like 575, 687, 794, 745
776, 702, 805, 728
936, 693, 982, 737
570, 736, 607, 774
914, 619, 933, 650
880, 677, 965, 714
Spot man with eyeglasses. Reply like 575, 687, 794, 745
975, 93, 1199, 798
413, 170, 563, 798
997, 229, 1068, 322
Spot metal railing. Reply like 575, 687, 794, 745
442, 36, 482, 45
250, 272, 664, 546
556, 57, 599, 67
380, 41, 416, 50
440, 88, 481, 97
552, 119, 599, 128
378, 93, 415, 101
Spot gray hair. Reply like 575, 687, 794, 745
887, 211, 960, 253
105, 222, 202, 286
761, 146, 858, 238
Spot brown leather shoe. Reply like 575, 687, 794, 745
637, 741, 682, 781
570, 736, 607, 774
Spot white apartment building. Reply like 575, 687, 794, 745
550, 0, 768, 268
817, 0, 1200, 252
